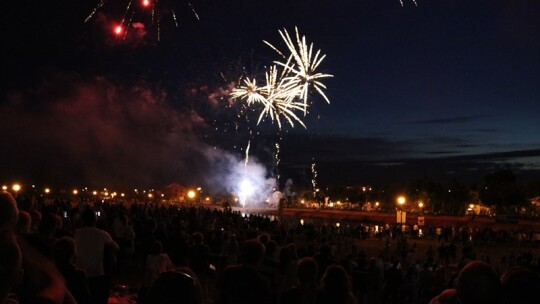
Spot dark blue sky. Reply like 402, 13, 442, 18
1, 0, 539, 188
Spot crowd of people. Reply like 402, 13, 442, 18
1, 191, 540, 304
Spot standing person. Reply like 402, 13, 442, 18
74, 207, 119, 304
53, 237, 91, 304
2, 191, 69, 304
144, 241, 174, 288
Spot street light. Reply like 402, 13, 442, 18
12, 183, 21, 197
396, 195, 406, 224
187, 190, 196, 201
397, 196, 406, 206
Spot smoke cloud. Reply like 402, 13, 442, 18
0, 74, 275, 198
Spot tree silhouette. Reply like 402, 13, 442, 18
480, 169, 527, 214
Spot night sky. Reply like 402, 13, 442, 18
1, 0, 539, 191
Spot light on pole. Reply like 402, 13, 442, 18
396, 196, 406, 224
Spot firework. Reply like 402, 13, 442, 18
264, 27, 333, 113
230, 28, 331, 129
230, 78, 270, 106
85, 0, 200, 42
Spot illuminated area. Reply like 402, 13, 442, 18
142, 0, 151, 7
238, 179, 255, 207
187, 190, 196, 199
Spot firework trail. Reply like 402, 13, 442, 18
245, 139, 251, 167
399, 0, 418, 7
311, 159, 318, 198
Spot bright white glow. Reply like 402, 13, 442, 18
239, 179, 255, 207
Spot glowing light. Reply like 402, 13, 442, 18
2, 185, 7, 191
44, 188, 50, 194
92, 191, 97, 195
142, 0, 151, 7
12, 184, 21, 192
114, 25, 124, 36
73, 189, 78, 195
187, 190, 196, 199
336, 222, 340, 228
239, 179, 255, 207
397, 196, 406, 206
300, 219, 304, 225
121, 193, 125, 197
205, 197, 210, 202
418, 202, 424, 208
148, 193, 153, 198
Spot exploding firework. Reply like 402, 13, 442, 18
264, 27, 333, 114
230, 28, 332, 129
85, 0, 200, 42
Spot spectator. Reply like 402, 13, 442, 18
53, 237, 91, 304
430, 260, 502, 304
316, 264, 356, 304
279, 257, 318, 304
144, 240, 174, 287
501, 266, 540, 304
14, 211, 31, 236
145, 270, 203, 304
217, 239, 271, 304
0, 237, 22, 304
74, 207, 119, 304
